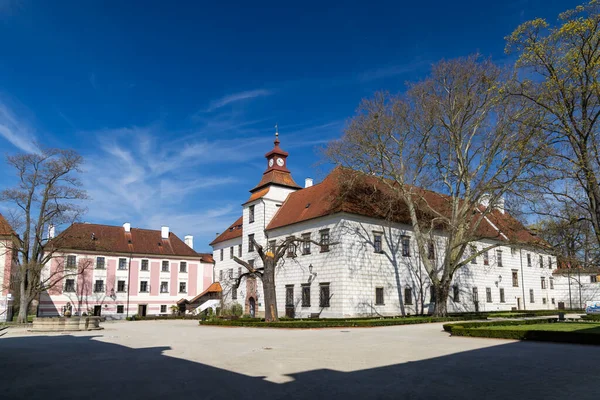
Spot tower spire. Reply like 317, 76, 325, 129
274, 123, 280, 145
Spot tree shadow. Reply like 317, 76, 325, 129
0, 333, 599, 399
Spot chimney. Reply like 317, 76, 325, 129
496, 197, 505, 214
123, 222, 131, 232
161, 226, 170, 239
48, 224, 55, 239
184, 235, 194, 249
480, 194, 505, 214
305, 178, 313, 188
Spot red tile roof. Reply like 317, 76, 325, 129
0, 213, 15, 237
209, 216, 243, 246
267, 167, 543, 245
177, 282, 222, 305
51, 223, 203, 258
250, 169, 301, 192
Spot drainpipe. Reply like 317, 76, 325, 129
126, 251, 132, 319
519, 249, 526, 311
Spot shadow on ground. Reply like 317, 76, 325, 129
0, 333, 598, 399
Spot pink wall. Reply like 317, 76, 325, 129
2, 240, 12, 296
129, 260, 139, 295
48, 257, 63, 295
78, 259, 93, 296
203, 263, 213, 293
170, 262, 177, 295
150, 262, 159, 295
189, 263, 198, 295
107, 258, 116, 294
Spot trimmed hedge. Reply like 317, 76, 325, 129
444, 319, 600, 345
580, 314, 600, 321
199, 316, 464, 328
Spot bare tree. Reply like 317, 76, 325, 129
1, 148, 87, 323
506, 0, 600, 248
326, 56, 543, 316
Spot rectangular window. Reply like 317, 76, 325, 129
401, 236, 411, 257
486, 287, 492, 303
228, 268, 233, 279
496, 249, 503, 267
301, 284, 311, 307
541, 277, 546, 289
470, 245, 477, 264
286, 236, 296, 258
230, 247, 234, 259
527, 253, 532, 267
453, 285, 460, 302
550, 278, 554, 290
320, 229, 330, 252
319, 283, 330, 307
404, 287, 413, 305
94, 280, 104, 293
64, 279, 75, 292
428, 241, 435, 260
302, 233, 311, 255
551, 298, 555, 305
160, 281, 169, 293
373, 232, 383, 253
286, 285, 294, 307
220, 248, 223, 261
96, 257, 105, 269
162, 261, 169, 272
249, 205, 255, 223
179, 282, 186, 293
472, 287, 478, 303
543, 297, 547, 305
483, 251, 489, 266
248, 234, 255, 252
375, 287, 384, 305
238, 244, 242, 258
539, 255, 544, 268
141, 259, 149, 271
66, 255, 77, 269
180, 261, 187, 273
500, 288, 505, 303
548, 256, 552, 269
118, 258, 127, 270
160, 305, 167, 313
512, 270, 519, 287
591, 275, 598, 283
269, 240, 276, 253
529, 289, 535, 303
140, 281, 148, 292
232, 286, 237, 300
219, 270, 223, 281
117, 280, 126, 292
117, 305, 124, 314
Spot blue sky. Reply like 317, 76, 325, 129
0, 0, 582, 251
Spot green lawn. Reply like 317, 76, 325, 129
473, 323, 600, 334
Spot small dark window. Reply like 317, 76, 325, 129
529, 289, 535, 303
179, 282, 186, 293
160, 305, 167, 313
496, 250, 503, 267
375, 287, 384, 305
401, 236, 411, 257
551, 298, 555, 305
117, 305, 124, 314
64, 279, 75, 292
548, 256, 553, 269
539, 255, 544, 268
117, 280, 126, 292
320, 229, 330, 252
96, 257, 105, 269
472, 287, 478, 302
453, 285, 460, 302
302, 233, 311, 255
232, 286, 237, 300
512, 270, 519, 287
591, 275, 598, 283
286, 236, 296, 258
301, 284, 311, 307
319, 283, 330, 307
140, 281, 148, 292
550, 278, 554, 290
483, 251, 489, 266
180, 261, 187, 273
470, 246, 477, 264
248, 234, 255, 252
94, 280, 104, 293
230, 247, 234, 259
249, 205, 255, 223
430, 286, 436, 303
404, 287, 413, 305
542, 297, 547, 304
486, 287, 492, 303
373, 233, 383, 253
527, 253, 532, 267
238, 244, 242, 258
220, 249, 224, 261
141, 259, 149, 271
118, 258, 127, 270
219, 270, 223, 281
499, 288, 505, 303
428, 241, 435, 260
66, 255, 77, 269
162, 261, 169, 272
268, 240, 276, 253
541, 277, 546, 289
286, 285, 294, 307
160, 281, 169, 293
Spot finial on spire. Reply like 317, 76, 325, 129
274, 123, 280, 145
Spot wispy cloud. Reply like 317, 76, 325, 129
359, 60, 430, 82
206, 89, 273, 112
0, 101, 39, 153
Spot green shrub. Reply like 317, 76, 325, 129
443, 318, 557, 333
199, 316, 463, 328
231, 303, 243, 317
580, 314, 600, 321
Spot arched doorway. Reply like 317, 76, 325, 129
249, 297, 256, 318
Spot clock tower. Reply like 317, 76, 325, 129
249, 131, 301, 194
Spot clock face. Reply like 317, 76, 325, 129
276, 157, 285, 167
269, 159, 274, 167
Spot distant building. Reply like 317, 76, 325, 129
0, 213, 16, 322
39, 222, 214, 319
210, 135, 557, 318
553, 268, 600, 310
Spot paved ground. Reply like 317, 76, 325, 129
1, 320, 599, 399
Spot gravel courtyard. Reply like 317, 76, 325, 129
1, 320, 599, 399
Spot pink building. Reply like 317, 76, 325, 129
39, 222, 214, 319
0, 213, 17, 322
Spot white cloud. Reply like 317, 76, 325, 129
358, 60, 430, 82
206, 89, 273, 112
0, 102, 39, 153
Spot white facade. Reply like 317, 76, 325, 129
553, 271, 600, 310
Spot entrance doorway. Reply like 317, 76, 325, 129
517, 298, 522, 310
93, 305, 102, 316
249, 298, 256, 318
138, 304, 147, 317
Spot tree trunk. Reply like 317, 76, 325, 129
262, 258, 279, 322
432, 281, 450, 317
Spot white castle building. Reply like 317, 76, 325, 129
210, 135, 558, 318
